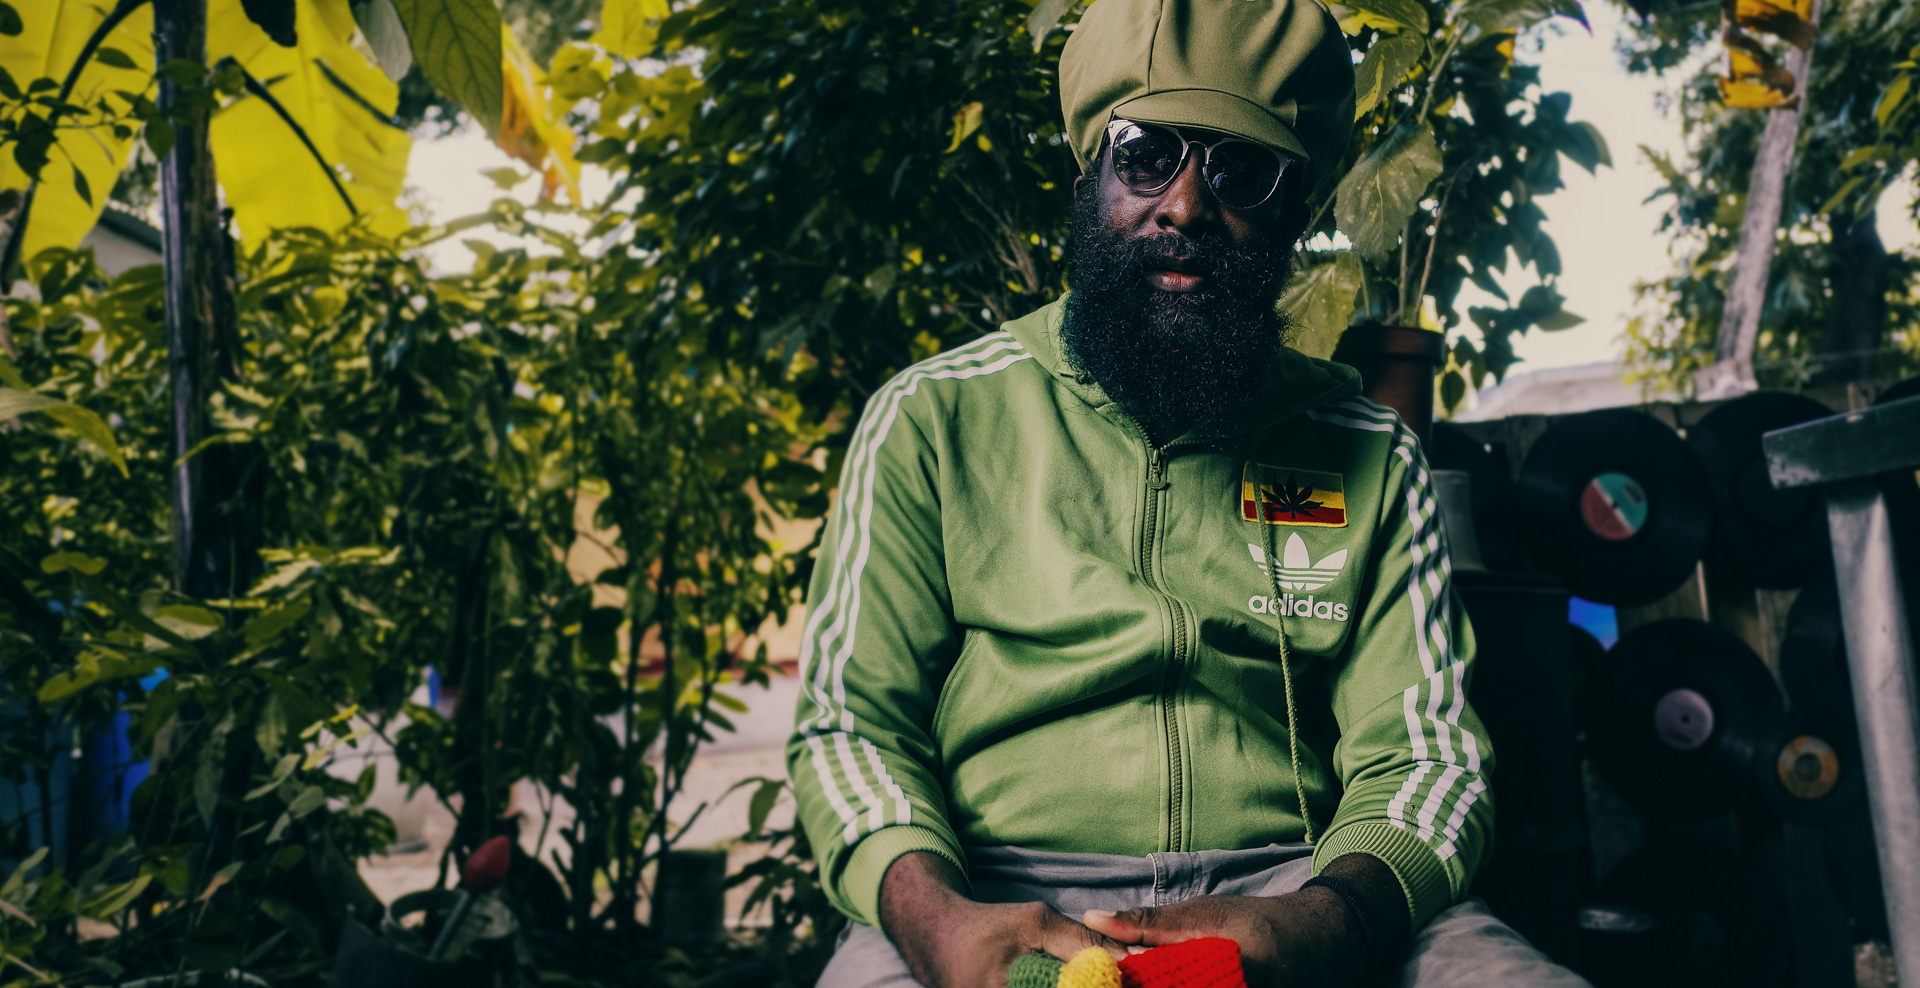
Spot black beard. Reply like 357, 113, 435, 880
1061, 180, 1294, 438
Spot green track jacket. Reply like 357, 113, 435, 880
786, 297, 1491, 933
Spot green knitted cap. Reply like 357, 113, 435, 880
1058, 0, 1357, 195
1008, 951, 1065, 988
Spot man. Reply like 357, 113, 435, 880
788, 0, 1588, 985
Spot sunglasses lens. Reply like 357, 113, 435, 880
1204, 141, 1286, 210
1110, 123, 1186, 192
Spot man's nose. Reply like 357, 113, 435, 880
1148, 149, 1224, 238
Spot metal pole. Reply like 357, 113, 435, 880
1826, 479, 1920, 979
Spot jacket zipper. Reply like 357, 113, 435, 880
1141, 442, 1188, 852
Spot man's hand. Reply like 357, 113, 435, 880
1079, 853, 1410, 988
878, 851, 1128, 988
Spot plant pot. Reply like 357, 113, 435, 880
1330, 325, 1447, 444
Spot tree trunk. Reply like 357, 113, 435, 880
1698, 0, 1825, 399
154, 0, 246, 599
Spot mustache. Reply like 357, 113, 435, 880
1110, 233, 1227, 278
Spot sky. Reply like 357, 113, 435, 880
399, 3, 1920, 386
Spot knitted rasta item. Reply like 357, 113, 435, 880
1009, 952, 1065, 988
1004, 939, 1244, 988
1117, 938, 1246, 988
1060, 947, 1123, 988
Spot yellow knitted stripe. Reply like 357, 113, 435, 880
1057, 947, 1121, 988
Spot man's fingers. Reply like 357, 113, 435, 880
1082, 906, 1194, 948
1033, 907, 1131, 961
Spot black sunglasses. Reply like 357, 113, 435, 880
1105, 117, 1292, 211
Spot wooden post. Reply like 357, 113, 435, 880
152, 0, 244, 599
1696, 0, 1825, 400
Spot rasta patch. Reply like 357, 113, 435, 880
1241, 463, 1348, 528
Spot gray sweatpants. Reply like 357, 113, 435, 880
817, 843, 1590, 987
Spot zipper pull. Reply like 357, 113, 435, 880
1148, 447, 1170, 490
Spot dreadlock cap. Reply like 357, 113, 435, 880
1059, 0, 1358, 196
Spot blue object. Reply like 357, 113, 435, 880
1568, 596, 1618, 649
78, 669, 168, 841
0, 700, 73, 869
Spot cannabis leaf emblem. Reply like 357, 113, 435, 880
1262, 473, 1324, 519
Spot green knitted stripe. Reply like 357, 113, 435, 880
1008, 952, 1063, 988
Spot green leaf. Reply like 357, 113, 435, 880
1560, 121, 1611, 174
1341, 0, 1428, 33
1460, 0, 1578, 33
747, 778, 782, 836
1, 849, 47, 898
41, 551, 107, 576
1876, 74, 1911, 131
195, 714, 232, 829
0, 3, 22, 37
1352, 33, 1423, 120
242, 599, 310, 648
1440, 369, 1467, 414
593, 0, 670, 57
153, 604, 222, 640
94, 46, 139, 70
1333, 124, 1443, 264
240, 0, 298, 47
0, 65, 18, 99
1278, 251, 1366, 358
286, 784, 327, 819
1026, 0, 1075, 52
72, 163, 93, 206
1819, 175, 1865, 216
355, 0, 414, 81
80, 873, 151, 920
144, 117, 175, 158
391, 0, 503, 134
246, 754, 302, 799
1533, 308, 1586, 331
0, 387, 129, 476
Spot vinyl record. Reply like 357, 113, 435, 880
1516, 410, 1712, 605
1687, 392, 1832, 588
1780, 577, 1852, 723
1587, 619, 1786, 822
1760, 710, 1864, 825
1596, 842, 1788, 988
1428, 422, 1517, 570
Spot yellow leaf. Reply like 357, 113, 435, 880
498, 28, 581, 205
1718, 77, 1793, 109
210, 0, 412, 243
0, 1, 154, 260
593, 0, 670, 58
945, 101, 983, 153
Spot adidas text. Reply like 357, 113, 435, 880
1249, 593, 1349, 622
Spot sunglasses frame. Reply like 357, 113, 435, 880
1104, 116, 1293, 210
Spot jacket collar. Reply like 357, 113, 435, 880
1002, 295, 1363, 445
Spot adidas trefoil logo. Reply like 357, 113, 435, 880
1248, 533, 1348, 592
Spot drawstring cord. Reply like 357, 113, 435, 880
1256, 472, 1317, 843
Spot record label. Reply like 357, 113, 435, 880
1776, 735, 1840, 801
1517, 410, 1711, 605
1654, 688, 1714, 751
1583, 473, 1649, 541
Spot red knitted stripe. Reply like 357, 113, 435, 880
1117, 937, 1245, 988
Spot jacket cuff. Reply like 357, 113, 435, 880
841, 825, 968, 928
1311, 822, 1453, 931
